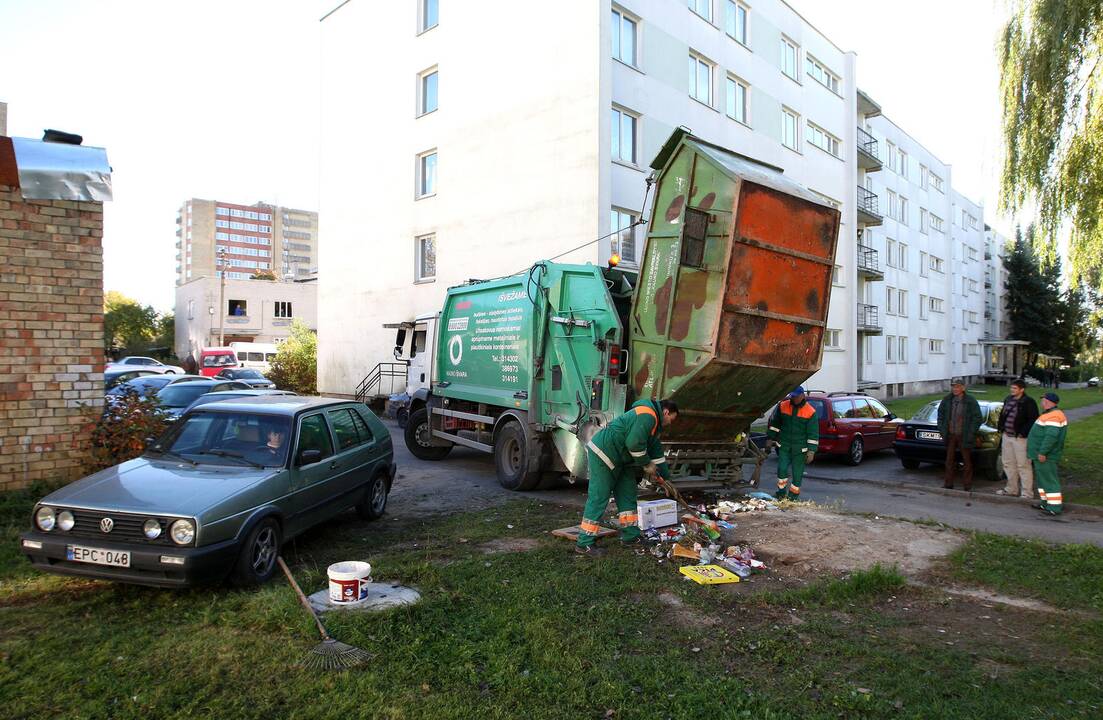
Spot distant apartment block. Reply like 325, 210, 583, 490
175, 199, 318, 285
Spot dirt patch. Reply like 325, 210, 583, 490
658, 591, 719, 628
918, 582, 1061, 613
730, 506, 964, 576
477, 538, 542, 554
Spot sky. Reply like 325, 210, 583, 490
0, 0, 1011, 312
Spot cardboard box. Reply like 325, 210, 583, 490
637, 499, 679, 530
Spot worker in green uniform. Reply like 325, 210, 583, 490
767, 386, 819, 501
575, 398, 679, 556
1027, 392, 1068, 516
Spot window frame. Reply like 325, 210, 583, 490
611, 6, 639, 68
415, 233, 436, 283
688, 0, 713, 23
824, 328, 842, 350
611, 105, 639, 166
806, 121, 841, 158
725, 74, 749, 125
725, 0, 749, 46
688, 52, 715, 106
805, 53, 841, 95
417, 67, 438, 116
781, 107, 800, 152
610, 207, 640, 265
416, 149, 438, 199
780, 36, 800, 81
419, 0, 438, 33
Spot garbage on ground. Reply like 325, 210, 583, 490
708, 497, 777, 518
679, 564, 740, 585
637, 499, 679, 530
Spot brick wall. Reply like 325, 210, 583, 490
0, 184, 104, 491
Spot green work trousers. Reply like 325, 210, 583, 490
1033, 459, 1063, 514
775, 449, 807, 499
577, 449, 641, 547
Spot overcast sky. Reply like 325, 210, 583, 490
0, 0, 1010, 312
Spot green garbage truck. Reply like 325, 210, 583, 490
400, 129, 840, 490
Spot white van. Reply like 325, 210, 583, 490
229, 342, 279, 372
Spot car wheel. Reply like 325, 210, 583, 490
900, 457, 921, 470
396, 407, 409, 429
845, 436, 864, 466
230, 517, 281, 587
357, 472, 389, 520
403, 408, 452, 461
494, 421, 542, 491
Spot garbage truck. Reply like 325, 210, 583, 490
397, 129, 840, 490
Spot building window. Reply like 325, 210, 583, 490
886, 239, 896, 267
419, 69, 438, 115
919, 294, 929, 319
898, 243, 908, 271
886, 141, 897, 172
886, 286, 895, 315
920, 164, 929, 189
806, 122, 840, 158
930, 255, 945, 273
228, 299, 247, 316
887, 190, 897, 219
929, 296, 945, 313
420, 0, 438, 32
832, 264, 843, 286
688, 53, 713, 105
611, 106, 638, 164
886, 335, 896, 362
930, 213, 944, 232
415, 234, 436, 282
920, 251, 929, 277
920, 208, 929, 234
930, 339, 944, 354
782, 108, 800, 151
805, 55, 840, 94
898, 196, 909, 225
824, 328, 842, 349
725, 0, 747, 44
930, 172, 945, 192
417, 150, 437, 198
610, 208, 639, 264
864, 336, 874, 364
897, 148, 908, 179
897, 289, 908, 317
898, 337, 908, 363
781, 37, 799, 80
274, 301, 293, 319
725, 76, 748, 124
919, 337, 928, 363
612, 8, 637, 66
688, 0, 712, 23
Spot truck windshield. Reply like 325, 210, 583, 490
158, 412, 291, 467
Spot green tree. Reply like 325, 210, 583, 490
267, 319, 317, 394
999, 0, 1103, 290
103, 291, 159, 354
1004, 227, 1054, 353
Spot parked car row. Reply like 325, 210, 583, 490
892, 399, 1005, 480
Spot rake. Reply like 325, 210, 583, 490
277, 556, 373, 671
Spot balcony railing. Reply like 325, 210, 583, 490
856, 185, 883, 225
856, 244, 884, 279
856, 127, 882, 171
857, 303, 882, 334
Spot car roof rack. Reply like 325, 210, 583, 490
826, 391, 870, 397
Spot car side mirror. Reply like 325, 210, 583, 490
298, 449, 322, 466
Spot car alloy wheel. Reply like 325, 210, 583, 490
846, 437, 864, 466
251, 525, 278, 577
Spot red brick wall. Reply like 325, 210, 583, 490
0, 185, 104, 491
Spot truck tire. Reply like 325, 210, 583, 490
494, 421, 542, 491
404, 408, 452, 461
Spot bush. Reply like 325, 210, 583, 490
267, 319, 317, 395
83, 391, 170, 474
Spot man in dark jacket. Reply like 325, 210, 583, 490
936, 378, 983, 490
995, 379, 1039, 499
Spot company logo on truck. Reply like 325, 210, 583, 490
448, 335, 463, 365
498, 291, 525, 303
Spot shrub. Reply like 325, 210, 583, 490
83, 390, 170, 474
267, 319, 317, 395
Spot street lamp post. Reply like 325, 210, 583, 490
217, 248, 227, 346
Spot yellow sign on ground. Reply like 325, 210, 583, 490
678, 564, 740, 585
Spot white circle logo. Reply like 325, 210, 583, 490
448, 335, 463, 365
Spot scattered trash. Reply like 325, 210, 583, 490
679, 564, 741, 585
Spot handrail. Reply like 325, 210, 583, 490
355, 361, 408, 403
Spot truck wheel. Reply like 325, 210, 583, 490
404, 408, 452, 461
494, 422, 542, 491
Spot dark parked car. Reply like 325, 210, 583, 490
183, 388, 297, 413
803, 391, 901, 465
155, 378, 252, 422
106, 374, 206, 401
892, 399, 1004, 480
215, 368, 277, 389
104, 368, 159, 391
20, 396, 395, 587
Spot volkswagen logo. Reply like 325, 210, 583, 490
100, 517, 114, 533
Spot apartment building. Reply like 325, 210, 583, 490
317, 0, 1006, 399
175, 199, 318, 285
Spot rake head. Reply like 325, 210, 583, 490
300, 638, 374, 671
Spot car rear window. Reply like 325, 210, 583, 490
831, 399, 855, 419
807, 399, 826, 420
912, 402, 940, 423
158, 384, 213, 408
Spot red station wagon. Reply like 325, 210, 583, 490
804, 391, 901, 465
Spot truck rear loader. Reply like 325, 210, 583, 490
398, 129, 840, 490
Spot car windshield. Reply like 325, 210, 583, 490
203, 354, 236, 367
157, 383, 215, 408
911, 401, 940, 423
232, 369, 264, 379
107, 376, 173, 396
158, 412, 291, 467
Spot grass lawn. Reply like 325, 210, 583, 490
1061, 412, 1103, 506
1, 490, 1100, 719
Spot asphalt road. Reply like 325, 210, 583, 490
384, 421, 1103, 548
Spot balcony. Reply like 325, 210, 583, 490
858, 89, 882, 119
856, 185, 883, 226
856, 244, 884, 280
856, 127, 882, 172
857, 303, 882, 335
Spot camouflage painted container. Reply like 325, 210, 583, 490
631, 130, 840, 443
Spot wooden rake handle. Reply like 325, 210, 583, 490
277, 556, 330, 641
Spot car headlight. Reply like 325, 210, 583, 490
170, 519, 195, 545
143, 518, 162, 539
35, 506, 56, 531
57, 510, 75, 532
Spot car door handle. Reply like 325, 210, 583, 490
329, 460, 339, 469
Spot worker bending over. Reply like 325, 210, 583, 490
575, 398, 678, 556
767, 386, 819, 500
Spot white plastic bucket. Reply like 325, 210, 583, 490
327, 561, 372, 604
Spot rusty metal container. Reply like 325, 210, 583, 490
630, 129, 840, 443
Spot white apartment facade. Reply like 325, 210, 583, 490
317, 0, 1003, 398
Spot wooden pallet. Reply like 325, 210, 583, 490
551, 525, 618, 542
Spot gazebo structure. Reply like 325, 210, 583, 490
980, 339, 1030, 383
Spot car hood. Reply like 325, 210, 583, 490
40, 458, 279, 516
